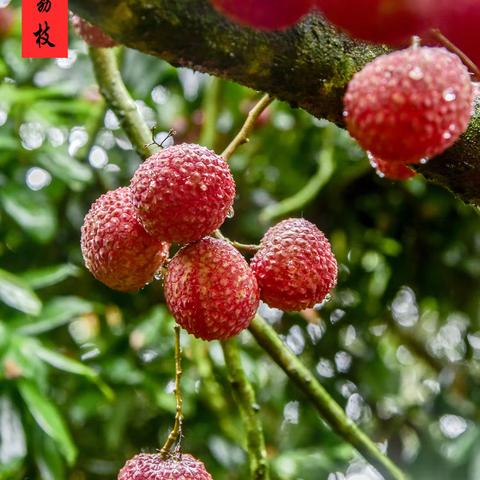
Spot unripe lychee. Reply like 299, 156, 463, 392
344, 47, 474, 164
369, 155, 415, 180
211, 0, 313, 31
118, 453, 212, 480
81, 187, 169, 292
130, 144, 236, 244
315, 0, 433, 45
71, 15, 118, 48
164, 238, 260, 340
251, 218, 337, 311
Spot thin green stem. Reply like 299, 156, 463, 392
249, 315, 408, 480
222, 94, 272, 162
199, 76, 223, 149
260, 125, 336, 223
221, 339, 270, 480
160, 326, 183, 458
88, 47, 157, 159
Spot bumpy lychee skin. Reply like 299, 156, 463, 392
211, 0, 313, 30
344, 47, 474, 164
118, 453, 212, 480
369, 155, 415, 181
130, 144, 236, 244
315, 0, 433, 45
251, 219, 337, 312
165, 238, 260, 340
71, 15, 118, 48
81, 187, 169, 292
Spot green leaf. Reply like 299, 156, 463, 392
37, 150, 93, 191
35, 345, 114, 400
18, 379, 77, 465
0, 185, 57, 243
16, 296, 93, 335
0, 268, 42, 315
20, 264, 81, 290
32, 426, 65, 480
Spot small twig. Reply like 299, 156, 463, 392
146, 127, 176, 149
213, 230, 260, 254
260, 124, 336, 223
222, 94, 273, 161
429, 28, 480, 81
160, 326, 183, 458
221, 339, 270, 480
88, 47, 157, 159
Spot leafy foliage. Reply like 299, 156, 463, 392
1, 2, 480, 479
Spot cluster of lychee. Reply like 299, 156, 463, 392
210, 0, 478, 180
81, 143, 338, 341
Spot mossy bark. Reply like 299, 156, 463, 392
71, 0, 480, 205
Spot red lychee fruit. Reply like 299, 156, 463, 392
130, 144, 236, 244
164, 238, 260, 340
344, 47, 474, 164
81, 187, 169, 292
210, 0, 313, 31
431, 0, 480, 69
250, 218, 337, 311
369, 155, 416, 180
315, 0, 434, 45
118, 453, 212, 480
71, 15, 118, 48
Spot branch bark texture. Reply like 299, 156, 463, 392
73, 0, 480, 205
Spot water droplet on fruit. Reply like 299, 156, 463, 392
154, 271, 164, 281
419, 157, 429, 165
227, 207, 234, 219
443, 131, 452, 140
199, 183, 207, 191
443, 88, 457, 102
408, 66, 424, 81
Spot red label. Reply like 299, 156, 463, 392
22, 0, 68, 58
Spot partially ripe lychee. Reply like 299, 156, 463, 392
251, 218, 337, 311
130, 144, 236, 244
211, 0, 313, 30
165, 238, 259, 340
315, 0, 434, 45
81, 187, 169, 292
118, 453, 212, 480
344, 47, 474, 164
71, 15, 118, 48
0, 7, 14, 40
369, 155, 416, 180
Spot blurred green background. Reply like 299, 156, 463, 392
2, 2, 480, 479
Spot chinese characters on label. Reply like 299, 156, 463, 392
22, 0, 68, 58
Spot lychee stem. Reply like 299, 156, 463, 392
213, 230, 260, 254
222, 93, 273, 162
221, 339, 270, 480
429, 28, 480, 81
160, 326, 184, 458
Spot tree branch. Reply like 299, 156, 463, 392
221, 339, 270, 480
73, 0, 480, 205
88, 47, 156, 159
249, 315, 407, 480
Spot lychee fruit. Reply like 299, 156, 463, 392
315, 0, 434, 45
431, 0, 480, 69
81, 187, 169, 292
164, 238, 260, 340
71, 15, 118, 48
130, 144, 236, 244
118, 453, 212, 480
344, 46, 474, 164
211, 0, 313, 31
250, 218, 337, 311
369, 155, 416, 180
